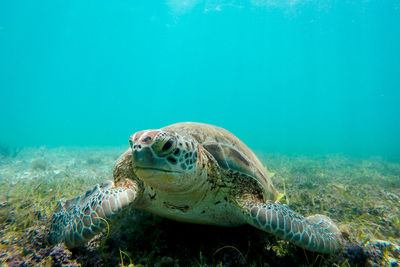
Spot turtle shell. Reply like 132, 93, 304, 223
163, 122, 278, 201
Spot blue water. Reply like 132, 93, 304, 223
0, 0, 399, 156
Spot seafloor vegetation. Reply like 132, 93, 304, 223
0, 146, 399, 266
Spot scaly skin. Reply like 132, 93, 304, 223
244, 200, 342, 254
49, 179, 137, 248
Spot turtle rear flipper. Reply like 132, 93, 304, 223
49, 179, 137, 248
245, 201, 342, 254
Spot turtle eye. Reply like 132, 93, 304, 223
154, 136, 176, 157
162, 139, 174, 151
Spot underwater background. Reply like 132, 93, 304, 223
1, 0, 400, 266
1, 0, 400, 156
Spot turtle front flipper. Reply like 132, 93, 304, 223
244, 200, 342, 254
49, 179, 137, 248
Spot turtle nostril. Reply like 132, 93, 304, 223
162, 139, 174, 151
133, 144, 142, 150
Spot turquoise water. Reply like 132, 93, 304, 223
1, 0, 399, 156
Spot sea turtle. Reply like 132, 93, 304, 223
49, 122, 342, 254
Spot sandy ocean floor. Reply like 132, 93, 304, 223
0, 146, 399, 266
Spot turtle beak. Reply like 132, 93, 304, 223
130, 131, 158, 169
129, 130, 177, 173
132, 146, 156, 167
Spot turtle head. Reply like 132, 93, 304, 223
129, 129, 199, 191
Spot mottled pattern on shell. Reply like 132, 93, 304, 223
163, 122, 278, 201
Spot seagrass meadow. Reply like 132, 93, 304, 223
0, 146, 399, 266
